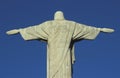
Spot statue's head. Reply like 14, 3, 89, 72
54, 11, 65, 20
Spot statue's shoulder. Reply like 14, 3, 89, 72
41, 20, 54, 25
64, 20, 76, 24
44, 20, 53, 23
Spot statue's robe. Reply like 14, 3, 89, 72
19, 20, 100, 78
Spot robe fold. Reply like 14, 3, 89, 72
19, 20, 100, 78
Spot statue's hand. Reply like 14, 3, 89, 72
100, 28, 114, 33
6, 29, 19, 35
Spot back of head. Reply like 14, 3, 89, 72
54, 11, 65, 20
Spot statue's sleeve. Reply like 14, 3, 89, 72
19, 22, 49, 40
73, 23, 100, 40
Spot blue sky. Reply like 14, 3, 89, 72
0, 0, 120, 78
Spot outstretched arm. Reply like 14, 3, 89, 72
6, 22, 49, 41
73, 23, 115, 40
6, 27, 48, 40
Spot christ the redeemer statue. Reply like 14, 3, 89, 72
6, 11, 114, 78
